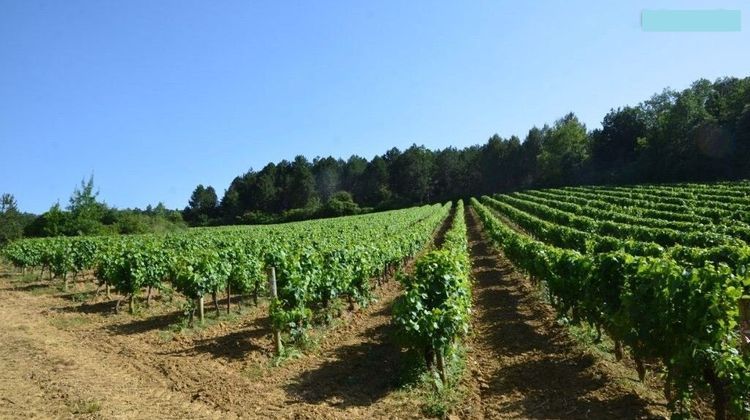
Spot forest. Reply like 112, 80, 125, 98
184, 76, 750, 226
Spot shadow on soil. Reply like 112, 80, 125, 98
6, 281, 55, 292
107, 311, 185, 335
281, 209, 457, 408
432, 203, 456, 248
284, 323, 402, 408
162, 317, 270, 360
465, 207, 657, 419
57, 290, 99, 302
57, 299, 117, 314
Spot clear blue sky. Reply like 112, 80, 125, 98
1, 1, 749, 213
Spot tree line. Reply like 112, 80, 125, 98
183, 76, 750, 226
0, 177, 186, 245
3, 76, 748, 238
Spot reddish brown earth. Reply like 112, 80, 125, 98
0, 269, 429, 419
0, 207, 686, 419
455, 206, 670, 419
0, 212, 456, 420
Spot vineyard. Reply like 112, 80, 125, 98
3, 204, 451, 341
1, 181, 749, 418
473, 181, 750, 419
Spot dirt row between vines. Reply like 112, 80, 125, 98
0, 209, 456, 419
0, 203, 674, 419
456, 206, 670, 419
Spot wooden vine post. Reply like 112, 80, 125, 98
198, 296, 205, 324
268, 266, 282, 354
226, 282, 231, 314
435, 347, 447, 384
129, 294, 136, 314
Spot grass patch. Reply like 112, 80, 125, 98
270, 345, 304, 367
240, 362, 267, 380
421, 345, 468, 418
394, 344, 469, 418
69, 398, 102, 415
67, 290, 97, 303
311, 298, 347, 326
567, 322, 616, 358
157, 329, 176, 342
292, 330, 320, 353
393, 350, 428, 388
265, 304, 347, 362
26, 283, 62, 296
165, 302, 254, 336
18, 272, 43, 282
50, 315, 90, 330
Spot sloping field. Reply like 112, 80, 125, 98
1, 181, 748, 418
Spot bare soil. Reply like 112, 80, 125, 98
455, 206, 670, 419
0, 273, 431, 419
0, 206, 686, 419
0, 212, 457, 419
